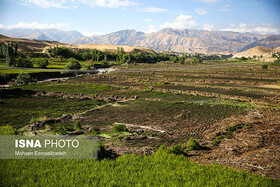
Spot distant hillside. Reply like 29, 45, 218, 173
71, 44, 156, 55
0, 28, 83, 43
233, 46, 280, 58
0, 34, 155, 55
239, 35, 280, 52
0, 34, 68, 52
71, 28, 266, 53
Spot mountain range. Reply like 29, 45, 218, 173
1, 28, 280, 54
0, 29, 83, 43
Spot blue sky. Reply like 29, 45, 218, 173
0, 0, 279, 36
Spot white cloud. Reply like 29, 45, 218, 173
144, 24, 157, 33
144, 18, 152, 22
79, 0, 137, 8
200, 0, 221, 2
138, 7, 168, 13
202, 23, 214, 31
220, 4, 230, 11
0, 22, 68, 29
21, 0, 137, 9
222, 23, 279, 34
161, 15, 197, 30
22, 0, 76, 9
195, 8, 208, 15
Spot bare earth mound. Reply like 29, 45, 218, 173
71, 44, 157, 55
233, 46, 275, 58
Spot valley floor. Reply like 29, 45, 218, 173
0, 62, 279, 185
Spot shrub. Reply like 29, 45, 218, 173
212, 135, 226, 145
15, 57, 33, 68
64, 58, 81, 70
74, 121, 82, 130
36, 58, 49, 68
81, 64, 94, 70
240, 57, 247, 61
185, 138, 202, 151
112, 123, 127, 132
262, 64, 268, 69
167, 144, 185, 155
29, 116, 48, 124
14, 73, 33, 85
53, 126, 68, 135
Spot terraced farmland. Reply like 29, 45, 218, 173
1, 62, 280, 182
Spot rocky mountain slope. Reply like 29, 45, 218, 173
239, 35, 280, 52
71, 28, 267, 53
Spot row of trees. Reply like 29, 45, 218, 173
47, 46, 206, 64
0, 42, 18, 66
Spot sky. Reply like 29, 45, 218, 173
0, 0, 279, 36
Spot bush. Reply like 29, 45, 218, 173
53, 126, 68, 135
15, 57, 33, 68
36, 58, 49, 68
212, 135, 226, 145
112, 123, 127, 132
74, 121, 82, 130
167, 144, 185, 155
81, 64, 93, 70
185, 138, 203, 151
262, 64, 268, 69
14, 73, 33, 85
240, 57, 247, 61
64, 58, 81, 70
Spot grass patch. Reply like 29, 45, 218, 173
0, 147, 278, 186
0, 67, 60, 74
213, 124, 249, 145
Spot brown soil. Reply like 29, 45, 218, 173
189, 109, 280, 179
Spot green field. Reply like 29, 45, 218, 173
0, 148, 278, 187
0, 67, 60, 74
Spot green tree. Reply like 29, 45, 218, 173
104, 53, 107, 63
64, 58, 81, 70
15, 57, 33, 68
36, 58, 49, 68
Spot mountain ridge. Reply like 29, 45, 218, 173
1, 28, 279, 54
0, 28, 83, 43
71, 28, 267, 53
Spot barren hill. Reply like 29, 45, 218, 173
233, 46, 276, 58
71, 44, 156, 55
0, 34, 68, 52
